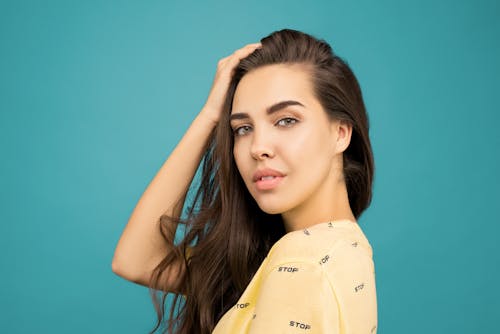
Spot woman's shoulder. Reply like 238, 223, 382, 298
263, 219, 373, 272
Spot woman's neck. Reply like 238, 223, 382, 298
281, 180, 355, 233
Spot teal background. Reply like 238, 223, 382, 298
1, 0, 499, 333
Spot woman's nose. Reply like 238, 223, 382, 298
250, 127, 275, 160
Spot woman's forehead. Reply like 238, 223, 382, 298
232, 64, 316, 116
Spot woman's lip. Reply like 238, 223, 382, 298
255, 176, 284, 191
253, 168, 285, 182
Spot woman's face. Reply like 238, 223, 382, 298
230, 64, 346, 216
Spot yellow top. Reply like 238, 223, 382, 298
211, 219, 378, 334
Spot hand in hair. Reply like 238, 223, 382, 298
201, 42, 262, 125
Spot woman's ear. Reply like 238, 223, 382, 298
331, 120, 353, 154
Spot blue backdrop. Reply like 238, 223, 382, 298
1, 0, 499, 333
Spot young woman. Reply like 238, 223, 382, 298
112, 28, 377, 334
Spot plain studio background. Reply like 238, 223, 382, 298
1, 0, 499, 333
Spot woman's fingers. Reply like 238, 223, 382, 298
201, 42, 262, 123
233, 43, 262, 58
218, 43, 261, 67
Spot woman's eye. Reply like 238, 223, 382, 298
233, 125, 251, 136
277, 117, 298, 127
233, 118, 298, 136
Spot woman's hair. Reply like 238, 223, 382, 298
148, 28, 374, 334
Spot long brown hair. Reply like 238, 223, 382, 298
148, 28, 374, 334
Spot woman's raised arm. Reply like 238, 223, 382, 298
111, 42, 262, 293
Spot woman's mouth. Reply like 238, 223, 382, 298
255, 175, 284, 191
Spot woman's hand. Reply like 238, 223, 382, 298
200, 42, 262, 125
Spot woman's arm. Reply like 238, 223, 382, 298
111, 109, 217, 292
111, 42, 263, 293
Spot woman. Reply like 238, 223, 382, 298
112, 28, 377, 334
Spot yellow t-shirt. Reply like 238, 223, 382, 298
212, 219, 378, 334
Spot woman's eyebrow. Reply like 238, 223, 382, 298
230, 100, 305, 121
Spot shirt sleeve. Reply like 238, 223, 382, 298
324, 239, 377, 333
248, 260, 341, 334
248, 241, 378, 334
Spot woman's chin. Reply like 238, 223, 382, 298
256, 201, 288, 215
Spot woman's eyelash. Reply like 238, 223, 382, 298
276, 117, 298, 126
233, 117, 299, 136
233, 126, 251, 136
